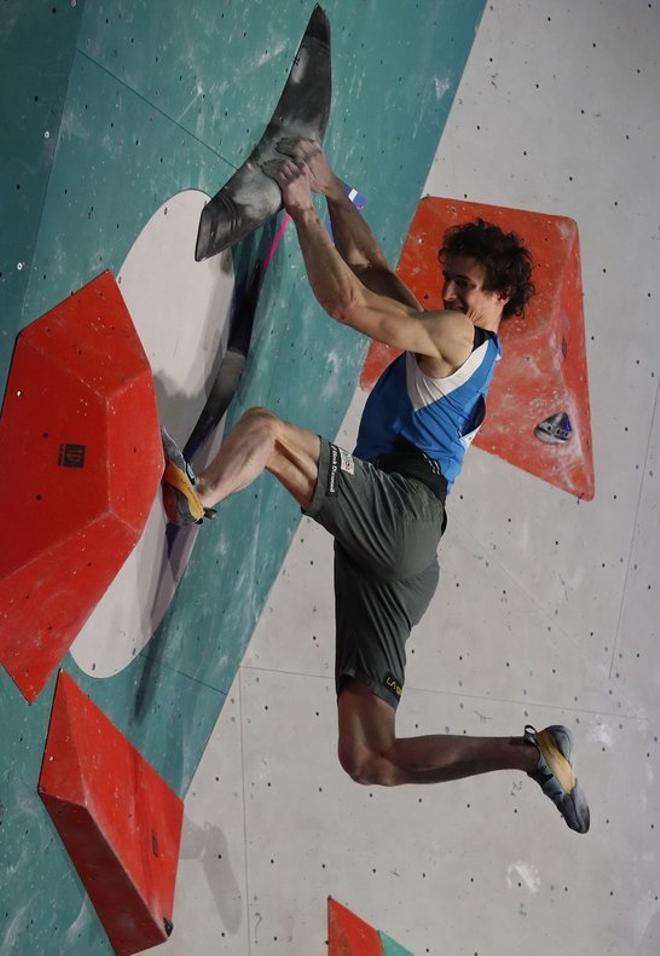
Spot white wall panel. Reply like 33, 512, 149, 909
156, 687, 249, 955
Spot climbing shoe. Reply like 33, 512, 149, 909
524, 724, 590, 834
160, 426, 214, 526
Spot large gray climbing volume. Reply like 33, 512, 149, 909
195, 4, 332, 260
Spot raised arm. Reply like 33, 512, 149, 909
276, 138, 423, 310
261, 155, 474, 371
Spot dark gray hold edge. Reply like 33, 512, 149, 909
194, 4, 332, 261
159, 258, 263, 562
183, 257, 263, 461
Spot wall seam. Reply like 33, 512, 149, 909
75, 48, 239, 171
237, 666, 252, 955
609, 372, 660, 678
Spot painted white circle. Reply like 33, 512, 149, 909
70, 190, 235, 677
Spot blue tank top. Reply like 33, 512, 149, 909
354, 330, 501, 491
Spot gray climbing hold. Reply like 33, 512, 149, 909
535, 412, 573, 444
195, 5, 332, 260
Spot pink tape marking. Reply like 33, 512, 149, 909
260, 185, 366, 274
261, 214, 292, 273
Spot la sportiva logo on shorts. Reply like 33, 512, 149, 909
327, 444, 355, 495
384, 672, 402, 699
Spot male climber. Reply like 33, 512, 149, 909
161, 139, 589, 833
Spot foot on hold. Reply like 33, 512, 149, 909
524, 724, 590, 834
160, 426, 215, 525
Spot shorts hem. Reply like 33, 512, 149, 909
336, 670, 401, 711
302, 436, 330, 518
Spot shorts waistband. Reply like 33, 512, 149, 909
374, 439, 447, 505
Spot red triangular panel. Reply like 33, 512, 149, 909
328, 897, 383, 955
361, 197, 594, 499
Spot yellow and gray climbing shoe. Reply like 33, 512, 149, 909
161, 426, 214, 526
524, 724, 590, 834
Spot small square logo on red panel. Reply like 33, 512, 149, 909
58, 443, 86, 468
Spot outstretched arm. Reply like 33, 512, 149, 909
276, 138, 423, 310
260, 156, 473, 368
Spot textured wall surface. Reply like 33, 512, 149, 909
0, 2, 484, 953
174, 2, 659, 955
3, 1, 657, 954
0, 1, 85, 388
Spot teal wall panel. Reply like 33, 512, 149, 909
0, 2, 485, 951
20, 50, 235, 329
0, 0, 85, 392
380, 929, 415, 955
76, 0, 484, 265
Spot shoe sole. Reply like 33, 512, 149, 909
561, 781, 590, 833
532, 725, 590, 833
536, 728, 577, 794
162, 461, 204, 524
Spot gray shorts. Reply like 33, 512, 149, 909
303, 439, 445, 709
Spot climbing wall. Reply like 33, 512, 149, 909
3, 2, 658, 954
174, 2, 659, 954
0, 1, 485, 953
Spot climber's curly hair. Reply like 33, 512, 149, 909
439, 218, 536, 318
